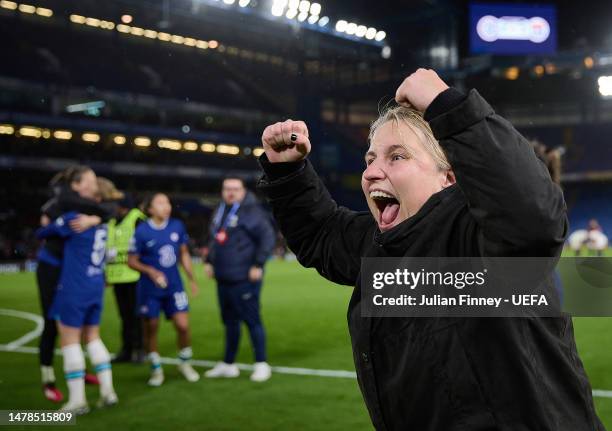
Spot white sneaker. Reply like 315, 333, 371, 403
96, 392, 118, 408
147, 368, 164, 387
178, 363, 200, 382
250, 362, 272, 382
204, 362, 240, 378
59, 401, 90, 415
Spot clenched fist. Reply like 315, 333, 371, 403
395, 68, 449, 112
261, 119, 311, 163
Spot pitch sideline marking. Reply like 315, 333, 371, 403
2, 309, 612, 397
0, 308, 44, 351
0, 308, 357, 378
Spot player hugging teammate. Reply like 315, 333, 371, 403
36, 172, 121, 414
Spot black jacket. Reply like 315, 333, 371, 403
257, 89, 604, 430
206, 191, 275, 284
40, 188, 114, 261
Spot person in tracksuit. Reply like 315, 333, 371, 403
204, 177, 275, 382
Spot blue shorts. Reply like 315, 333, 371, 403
49, 289, 103, 328
138, 288, 189, 319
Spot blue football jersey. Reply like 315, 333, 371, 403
129, 218, 189, 294
36, 211, 107, 294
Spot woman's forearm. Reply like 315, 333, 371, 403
127, 255, 154, 277
258, 156, 374, 285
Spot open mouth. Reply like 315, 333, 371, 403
369, 190, 400, 231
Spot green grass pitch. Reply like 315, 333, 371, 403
1, 257, 612, 430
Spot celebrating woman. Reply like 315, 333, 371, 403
257, 69, 603, 430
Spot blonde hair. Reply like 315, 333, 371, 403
369, 105, 451, 171
97, 177, 124, 201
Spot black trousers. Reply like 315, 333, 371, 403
112, 281, 142, 353
35, 261, 61, 367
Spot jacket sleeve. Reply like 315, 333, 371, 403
204, 209, 217, 264
36, 213, 75, 239
257, 155, 376, 286
57, 189, 113, 222
427, 88, 568, 256
248, 208, 276, 267
41, 198, 60, 218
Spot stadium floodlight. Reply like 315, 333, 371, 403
310, 2, 321, 15
223, 0, 235, 4
0, 1, 18, 10
375, 30, 386, 41
53, 130, 72, 140
19, 126, 42, 138
171, 34, 185, 44
134, 136, 151, 147
117, 24, 130, 33
238, 0, 250, 6
113, 135, 126, 145
0, 124, 14, 134
69, 14, 86, 24
208, 40, 219, 48
298, 0, 310, 13
356, 25, 367, 37
100, 20, 115, 30
598, 76, 612, 97
85, 17, 101, 27
82, 132, 100, 143
217, 144, 240, 155
201, 142, 216, 152
297, 11, 308, 21
318, 16, 329, 26
346, 22, 357, 35
253, 148, 265, 157
36, 7, 53, 17
183, 141, 198, 151
121, 14, 132, 24
130, 26, 145, 36
271, 5, 284, 16
18, 4, 35, 14
286, 8, 297, 19
365, 27, 376, 39
158, 139, 182, 150
335, 20, 347, 32
307, 14, 319, 24
288, 0, 299, 9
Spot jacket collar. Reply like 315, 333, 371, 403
372, 184, 461, 251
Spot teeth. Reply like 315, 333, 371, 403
369, 190, 395, 200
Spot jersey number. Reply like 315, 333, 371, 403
174, 292, 188, 310
91, 229, 107, 266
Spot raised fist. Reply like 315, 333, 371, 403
395, 68, 449, 112
261, 119, 311, 163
